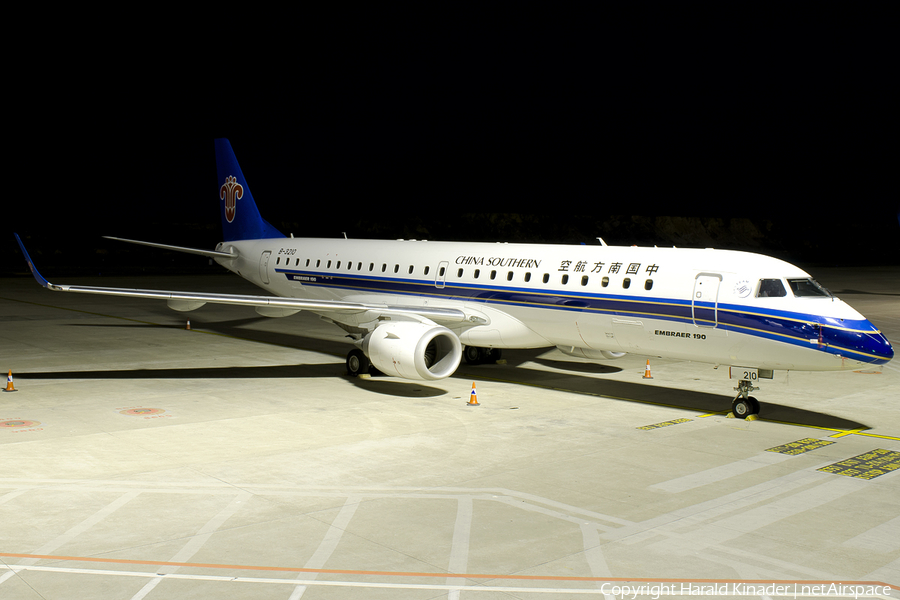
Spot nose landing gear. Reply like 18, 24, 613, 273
732, 379, 761, 419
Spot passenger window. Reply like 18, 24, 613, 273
394, 265, 399, 273
408, 266, 414, 274
335, 261, 340, 269
581, 276, 589, 286
424, 266, 430, 275
276, 257, 280, 265
623, 278, 631, 289
439, 266, 445, 277
491, 270, 497, 280
542, 274, 549, 284
369, 263, 374, 271
602, 277, 609, 287
757, 278, 787, 297
561, 274, 569, 285
382, 264, 387, 272
645, 279, 653, 290
458, 268, 464, 277
474, 269, 480, 279
507, 272, 513, 281
316, 260, 321, 268
327, 260, 332, 268
524, 273, 531, 282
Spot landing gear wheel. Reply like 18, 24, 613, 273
346, 349, 370, 377
732, 379, 761, 419
748, 396, 760, 415
464, 346, 502, 365
732, 397, 753, 419
464, 346, 482, 365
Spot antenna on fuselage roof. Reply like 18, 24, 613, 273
597, 237, 608, 246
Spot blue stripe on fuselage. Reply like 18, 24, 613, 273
276, 269, 891, 364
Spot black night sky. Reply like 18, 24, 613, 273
4, 20, 897, 278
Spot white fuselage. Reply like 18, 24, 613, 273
215, 237, 892, 372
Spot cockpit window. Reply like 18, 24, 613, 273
788, 278, 832, 297
757, 279, 787, 298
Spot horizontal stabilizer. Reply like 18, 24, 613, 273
103, 236, 237, 259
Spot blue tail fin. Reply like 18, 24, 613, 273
215, 139, 285, 241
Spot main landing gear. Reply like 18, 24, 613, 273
732, 379, 761, 419
346, 349, 371, 377
464, 346, 502, 365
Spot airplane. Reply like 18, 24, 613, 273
15, 139, 894, 419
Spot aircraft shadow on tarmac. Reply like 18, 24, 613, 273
468, 349, 872, 433
67, 317, 353, 357
531, 358, 622, 375
51, 317, 872, 431
39, 318, 452, 399
16, 366, 449, 399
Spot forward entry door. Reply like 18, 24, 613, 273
692, 273, 721, 327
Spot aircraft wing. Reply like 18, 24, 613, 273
14, 234, 469, 324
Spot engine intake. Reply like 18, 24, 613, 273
363, 322, 462, 381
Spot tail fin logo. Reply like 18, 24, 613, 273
220, 175, 244, 223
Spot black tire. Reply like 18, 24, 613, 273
732, 397, 752, 419
748, 396, 761, 415
346, 349, 370, 377
464, 346, 502, 365
464, 346, 483, 365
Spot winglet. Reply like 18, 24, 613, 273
14, 233, 51, 288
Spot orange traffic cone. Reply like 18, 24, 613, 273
4, 370, 17, 392
642, 360, 653, 379
467, 382, 480, 406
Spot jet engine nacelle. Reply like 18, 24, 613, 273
363, 322, 463, 381
557, 346, 626, 360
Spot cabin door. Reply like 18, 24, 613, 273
259, 251, 271, 285
692, 273, 721, 327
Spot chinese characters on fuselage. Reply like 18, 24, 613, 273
454, 256, 660, 276
559, 260, 660, 276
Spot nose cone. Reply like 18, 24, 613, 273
823, 319, 893, 365
849, 323, 893, 364
869, 330, 894, 364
